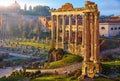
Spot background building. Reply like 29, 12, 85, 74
99, 16, 120, 37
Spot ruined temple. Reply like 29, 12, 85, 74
50, 1, 101, 78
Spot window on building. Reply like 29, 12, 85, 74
101, 27, 105, 30
111, 28, 113, 30
115, 27, 117, 30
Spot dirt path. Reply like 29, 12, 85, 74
26, 62, 82, 75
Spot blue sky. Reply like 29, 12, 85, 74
0, 0, 120, 16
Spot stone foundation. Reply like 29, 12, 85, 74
82, 61, 102, 78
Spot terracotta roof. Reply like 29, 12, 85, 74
100, 17, 120, 23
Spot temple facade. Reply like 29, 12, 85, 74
50, 1, 101, 78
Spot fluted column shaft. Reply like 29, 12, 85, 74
90, 13, 94, 61
69, 15, 72, 44
56, 15, 59, 49
51, 15, 55, 48
82, 15, 85, 47
62, 15, 65, 49
94, 12, 100, 63
75, 15, 78, 53
84, 13, 90, 62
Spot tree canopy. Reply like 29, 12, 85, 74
20, 5, 50, 16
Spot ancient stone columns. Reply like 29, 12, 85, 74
94, 12, 100, 63
51, 1, 101, 78
90, 13, 94, 61
69, 15, 72, 44
51, 15, 55, 48
75, 15, 78, 53
82, 12, 101, 78
62, 15, 65, 49
84, 13, 90, 62
56, 15, 59, 49
51, 12, 100, 63
51, 14, 83, 54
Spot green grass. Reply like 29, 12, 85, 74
47, 54, 83, 69
102, 61, 120, 66
102, 61, 120, 75
32, 75, 117, 81
32, 74, 77, 81
115, 77, 120, 81
17, 41, 50, 50
0, 76, 22, 81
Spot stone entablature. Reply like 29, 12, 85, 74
50, 1, 98, 14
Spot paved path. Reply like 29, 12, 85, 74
9, 52, 39, 59
27, 62, 82, 75
0, 66, 22, 78
0, 67, 13, 78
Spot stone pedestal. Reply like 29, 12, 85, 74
82, 61, 102, 78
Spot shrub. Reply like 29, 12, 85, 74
74, 68, 82, 77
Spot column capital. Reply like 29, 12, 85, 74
69, 15, 73, 17
62, 15, 67, 17
94, 12, 100, 17
84, 12, 89, 17
56, 15, 61, 17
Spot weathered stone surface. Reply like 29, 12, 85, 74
50, 1, 101, 78
48, 48, 64, 62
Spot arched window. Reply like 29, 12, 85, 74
119, 27, 120, 30
115, 27, 117, 30
111, 28, 113, 30
101, 27, 105, 30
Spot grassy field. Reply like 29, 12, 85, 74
32, 74, 119, 81
47, 54, 83, 69
102, 61, 120, 75
0, 76, 22, 81
18, 41, 50, 50
32, 74, 77, 81
102, 61, 120, 66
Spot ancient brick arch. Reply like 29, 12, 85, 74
50, 1, 101, 78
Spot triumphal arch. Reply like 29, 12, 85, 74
50, 1, 101, 78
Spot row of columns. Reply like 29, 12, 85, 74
83, 12, 100, 63
51, 15, 81, 50
51, 12, 100, 63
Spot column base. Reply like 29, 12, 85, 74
82, 61, 102, 78
90, 56, 93, 61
